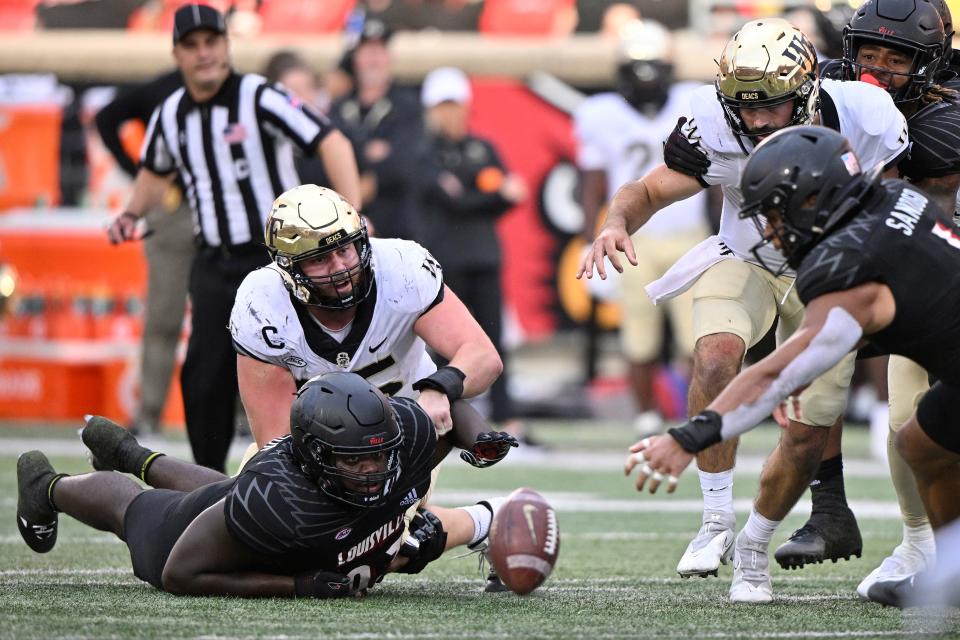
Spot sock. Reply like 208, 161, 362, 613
137, 452, 165, 483
809, 454, 849, 515
699, 469, 734, 514
743, 508, 780, 547
46, 473, 69, 513
903, 522, 935, 558
463, 503, 493, 547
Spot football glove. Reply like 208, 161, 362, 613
293, 570, 353, 599
663, 117, 710, 178
460, 431, 519, 468
396, 508, 448, 574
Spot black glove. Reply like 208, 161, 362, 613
293, 570, 353, 599
663, 117, 710, 178
396, 508, 448, 574
667, 410, 723, 454
459, 431, 519, 468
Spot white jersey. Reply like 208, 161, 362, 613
574, 84, 708, 236
229, 237, 442, 398
682, 77, 908, 273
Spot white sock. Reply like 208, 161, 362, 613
463, 503, 494, 546
903, 522, 936, 557
699, 469, 734, 514
742, 508, 780, 547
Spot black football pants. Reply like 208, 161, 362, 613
181, 245, 270, 472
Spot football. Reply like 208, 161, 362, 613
488, 487, 560, 595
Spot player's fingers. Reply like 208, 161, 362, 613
628, 437, 652, 453
635, 463, 653, 492
648, 470, 664, 494
624, 451, 646, 475
607, 251, 624, 274
622, 239, 638, 267
667, 474, 679, 494
593, 245, 608, 280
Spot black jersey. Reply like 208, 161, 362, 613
797, 180, 960, 385
223, 396, 436, 592
900, 93, 960, 181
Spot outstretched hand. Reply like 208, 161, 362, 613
460, 431, 519, 468
576, 224, 638, 280
623, 435, 694, 494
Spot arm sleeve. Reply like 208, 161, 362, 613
718, 307, 863, 441
139, 105, 177, 176
94, 90, 141, 177
257, 84, 335, 154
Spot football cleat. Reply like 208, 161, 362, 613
81, 415, 146, 474
676, 510, 736, 578
866, 574, 917, 609
16, 451, 59, 554
470, 497, 510, 593
729, 531, 774, 604
857, 538, 934, 601
774, 507, 862, 570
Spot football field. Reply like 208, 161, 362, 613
2, 421, 958, 639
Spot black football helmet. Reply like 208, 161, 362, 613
615, 20, 674, 114
739, 126, 880, 273
842, 0, 945, 103
290, 372, 403, 508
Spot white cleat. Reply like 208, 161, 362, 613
856, 539, 935, 601
676, 510, 736, 578
729, 531, 774, 604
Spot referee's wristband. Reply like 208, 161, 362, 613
668, 410, 723, 454
412, 366, 466, 402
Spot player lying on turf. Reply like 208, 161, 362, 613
15, 372, 517, 598
625, 126, 960, 604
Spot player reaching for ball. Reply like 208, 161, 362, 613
15, 372, 543, 598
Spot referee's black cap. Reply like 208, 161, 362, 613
173, 4, 227, 44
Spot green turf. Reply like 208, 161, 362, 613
1, 424, 957, 639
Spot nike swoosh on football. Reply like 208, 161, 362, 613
369, 337, 388, 353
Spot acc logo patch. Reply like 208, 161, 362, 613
283, 355, 307, 367
335, 528, 352, 541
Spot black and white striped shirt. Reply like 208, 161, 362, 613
140, 71, 334, 248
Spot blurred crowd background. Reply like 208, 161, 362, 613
0, 0, 931, 449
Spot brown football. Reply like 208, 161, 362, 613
489, 487, 560, 595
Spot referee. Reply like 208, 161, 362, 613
107, 3, 360, 472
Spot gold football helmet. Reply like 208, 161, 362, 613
716, 18, 820, 138
264, 184, 372, 309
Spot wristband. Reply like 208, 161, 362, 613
668, 410, 723, 454
412, 366, 465, 402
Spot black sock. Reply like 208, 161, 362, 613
46, 473, 69, 513
133, 452, 165, 483
809, 454, 849, 515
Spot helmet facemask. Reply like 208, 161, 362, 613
298, 434, 403, 508
843, 34, 943, 103
265, 184, 374, 310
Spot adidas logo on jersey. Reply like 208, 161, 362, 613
399, 488, 419, 507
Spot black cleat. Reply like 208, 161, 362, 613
16, 451, 59, 554
484, 566, 510, 593
774, 509, 863, 570
81, 415, 145, 474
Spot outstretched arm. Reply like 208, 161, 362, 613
626, 282, 895, 492
162, 500, 351, 599
577, 164, 703, 280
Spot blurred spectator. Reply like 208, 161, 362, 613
368, 0, 481, 31
573, 20, 709, 436
479, 0, 578, 37
94, 69, 194, 435
418, 67, 527, 431
329, 17, 425, 240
